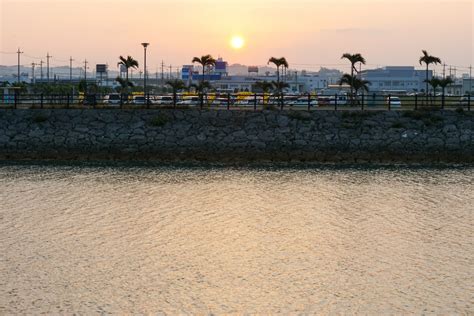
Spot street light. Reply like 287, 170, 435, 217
141, 42, 150, 106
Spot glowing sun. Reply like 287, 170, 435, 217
230, 36, 245, 49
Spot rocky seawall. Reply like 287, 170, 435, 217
0, 109, 473, 163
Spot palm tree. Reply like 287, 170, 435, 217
339, 74, 370, 104
341, 53, 366, 105
425, 78, 442, 105
268, 57, 289, 84
438, 77, 454, 97
352, 78, 371, 97
419, 50, 441, 102
115, 77, 134, 103
192, 55, 216, 83
115, 77, 134, 90
253, 81, 273, 107
166, 79, 186, 107
271, 80, 289, 109
426, 78, 441, 95
253, 81, 273, 93
117, 55, 139, 83
191, 81, 212, 109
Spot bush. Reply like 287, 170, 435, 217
391, 121, 405, 129
341, 111, 377, 120
402, 111, 424, 120
32, 113, 48, 123
149, 114, 169, 127
287, 110, 311, 121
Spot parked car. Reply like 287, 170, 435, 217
328, 95, 348, 106
153, 96, 173, 105
387, 96, 402, 108
103, 93, 121, 106
212, 97, 230, 106
459, 95, 471, 106
234, 97, 254, 106
82, 94, 97, 106
132, 95, 146, 105
177, 96, 200, 106
288, 96, 319, 107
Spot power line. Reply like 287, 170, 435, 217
23, 53, 42, 60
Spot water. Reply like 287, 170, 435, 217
0, 163, 473, 314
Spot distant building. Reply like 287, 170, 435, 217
462, 78, 474, 95
361, 66, 431, 93
214, 57, 228, 76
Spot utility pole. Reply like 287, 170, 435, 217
453, 67, 457, 79
39, 60, 44, 80
449, 66, 453, 78
295, 71, 298, 93
46, 52, 52, 83
161, 60, 165, 83
169, 65, 172, 79
31, 63, 36, 84
69, 56, 74, 81
141, 42, 149, 101
470, 65, 472, 93
17, 48, 23, 83
84, 59, 88, 81
443, 63, 446, 79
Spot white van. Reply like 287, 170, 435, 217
103, 93, 121, 106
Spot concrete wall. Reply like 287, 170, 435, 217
0, 109, 473, 163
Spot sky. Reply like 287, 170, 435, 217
1, 0, 473, 74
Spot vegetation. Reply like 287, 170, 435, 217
287, 110, 311, 121
166, 79, 186, 107
391, 121, 405, 129
191, 81, 212, 109
32, 113, 49, 123
419, 50, 441, 100
271, 81, 289, 109
268, 57, 288, 84
149, 114, 170, 127
341, 53, 366, 104
439, 77, 454, 98
117, 55, 139, 83
339, 74, 370, 105
192, 55, 216, 82
253, 81, 273, 93
115, 76, 134, 95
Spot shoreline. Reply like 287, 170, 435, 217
1, 109, 473, 164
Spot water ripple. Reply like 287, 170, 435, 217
0, 163, 473, 314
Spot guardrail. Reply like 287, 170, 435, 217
0, 93, 471, 111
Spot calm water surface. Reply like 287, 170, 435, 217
0, 163, 473, 314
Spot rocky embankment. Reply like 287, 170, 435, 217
0, 109, 472, 163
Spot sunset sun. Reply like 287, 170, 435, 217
230, 36, 245, 49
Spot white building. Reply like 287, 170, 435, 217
361, 66, 431, 93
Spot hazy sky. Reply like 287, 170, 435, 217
1, 0, 473, 74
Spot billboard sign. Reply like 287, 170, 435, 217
96, 64, 107, 73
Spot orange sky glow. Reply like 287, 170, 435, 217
1, 0, 473, 73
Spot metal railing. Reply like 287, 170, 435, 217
0, 92, 471, 112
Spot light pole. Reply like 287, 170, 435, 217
17, 48, 23, 83
141, 42, 150, 105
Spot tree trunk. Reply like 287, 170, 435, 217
426, 64, 429, 105
202, 63, 205, 83
350, 63, 355, 106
